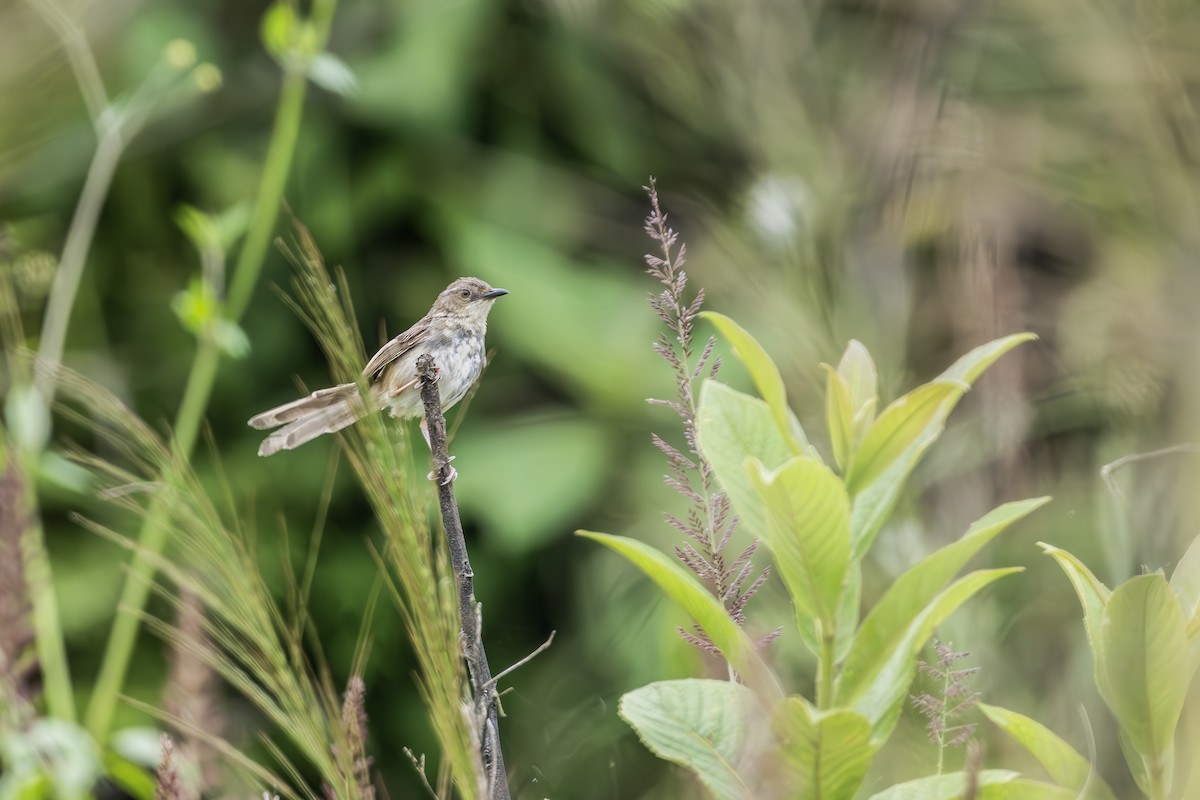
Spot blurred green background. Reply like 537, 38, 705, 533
3, 0, 1199, 796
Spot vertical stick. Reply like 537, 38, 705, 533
416, 355, 510, 800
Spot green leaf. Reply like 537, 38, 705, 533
978, 703, 1117, 800
845, 381, 963, 496
937, 332, 1038, 384
261, 1, 300, 61
835, 562, 861, 664
578, 531, 767, 687
1116, 725, 1155, 797
864, 770, 1019, 800
174, 204, 219, 251
837, 340, 878, 429
620, 679, 764, 800
976, 781, 1086, 800
837, 499, 1047, 722
309, 52, 359, 96
1039, 544, 1112, 678
212, 319, 250, 359
836, 568, 1022, 741
696, 381, 796, 545
1098, 574, 1189, 784
1169, 535, 1200, 662
701, 311, 810, 455
823, 364, 855, 471
172, 276, 219, 335
847, 333, 1036, 555
4, 385, 50, 456
1171, 534, 1200, 614
773, 697, 873, 800
747, 456, 850, 640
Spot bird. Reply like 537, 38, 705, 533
248, 276, 508, 479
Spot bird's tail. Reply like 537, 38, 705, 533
248, 383, 368, 456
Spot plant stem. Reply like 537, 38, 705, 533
225, 71, 307, 321
35, 126, 123, 401
417, 355, 511, 800
7, 448, 76, 721
816, 632, 835, 710
937, 662, 950, 775
85, 57, 324, 742
84, 342, 216, 738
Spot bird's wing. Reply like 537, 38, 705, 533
362, 316, 432, 381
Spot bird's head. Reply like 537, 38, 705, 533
432, 277, 509, 321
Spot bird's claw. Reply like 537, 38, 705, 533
427, 455, 457, 484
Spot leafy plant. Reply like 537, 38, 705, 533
1018, 536, 1200, 800
581, 250, 1045, 797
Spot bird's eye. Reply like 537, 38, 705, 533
459, 289, 471, 298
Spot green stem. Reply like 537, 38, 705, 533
35, 127, 124, 401
85, 62, 321, 742
937, 663, 950, 775
225, 70, 307, 321
15, 452, 76, 721
84, 341, 217, 738
816, 632, 835, 710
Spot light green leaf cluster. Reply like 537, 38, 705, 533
580, 317, 1045, 799
261, 1, 356, 95
1042, 536, 1200, 799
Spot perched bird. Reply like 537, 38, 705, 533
249, 277, 508, 477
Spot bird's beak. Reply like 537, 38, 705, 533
480, 288, 509, 300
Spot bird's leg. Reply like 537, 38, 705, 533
421, 416, 457, 484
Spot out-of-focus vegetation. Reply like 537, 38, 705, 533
2, 0, 1200, 797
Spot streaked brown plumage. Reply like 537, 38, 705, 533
249, 277, 508, 458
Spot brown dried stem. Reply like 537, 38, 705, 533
416, 354, 510, 800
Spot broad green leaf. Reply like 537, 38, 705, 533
823, 364, 855, 471
747, 457, 850, 638
865, 770, 1019, 800
848, 452, 916, 560
1172, 535, 1200, 665
1098, 575, 1189, 777
937, 333, 1037, 384
847, 333, 1036, 555
837, 340, 878, 432
844, 381, 963, 496
620, 679, 765, 800
977, 781, 1087, 800
773, 697, 873, 800
838, 499, 1047, 710
1040, 544, 1111, 678
978, 703, 1117, 800
697, 381, 796, 546
701, 312, 808, 454
835, 562, 862, 664
837, 568, 1022, 741
1116, 725, 1154, 797
578, 531, 771, 691
1170, 534, 1200, 627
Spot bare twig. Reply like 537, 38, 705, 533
416, 354, 511, 800
484, 631, 555, 694
1100, 443, 1200, 501
403, 748, 439, 800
